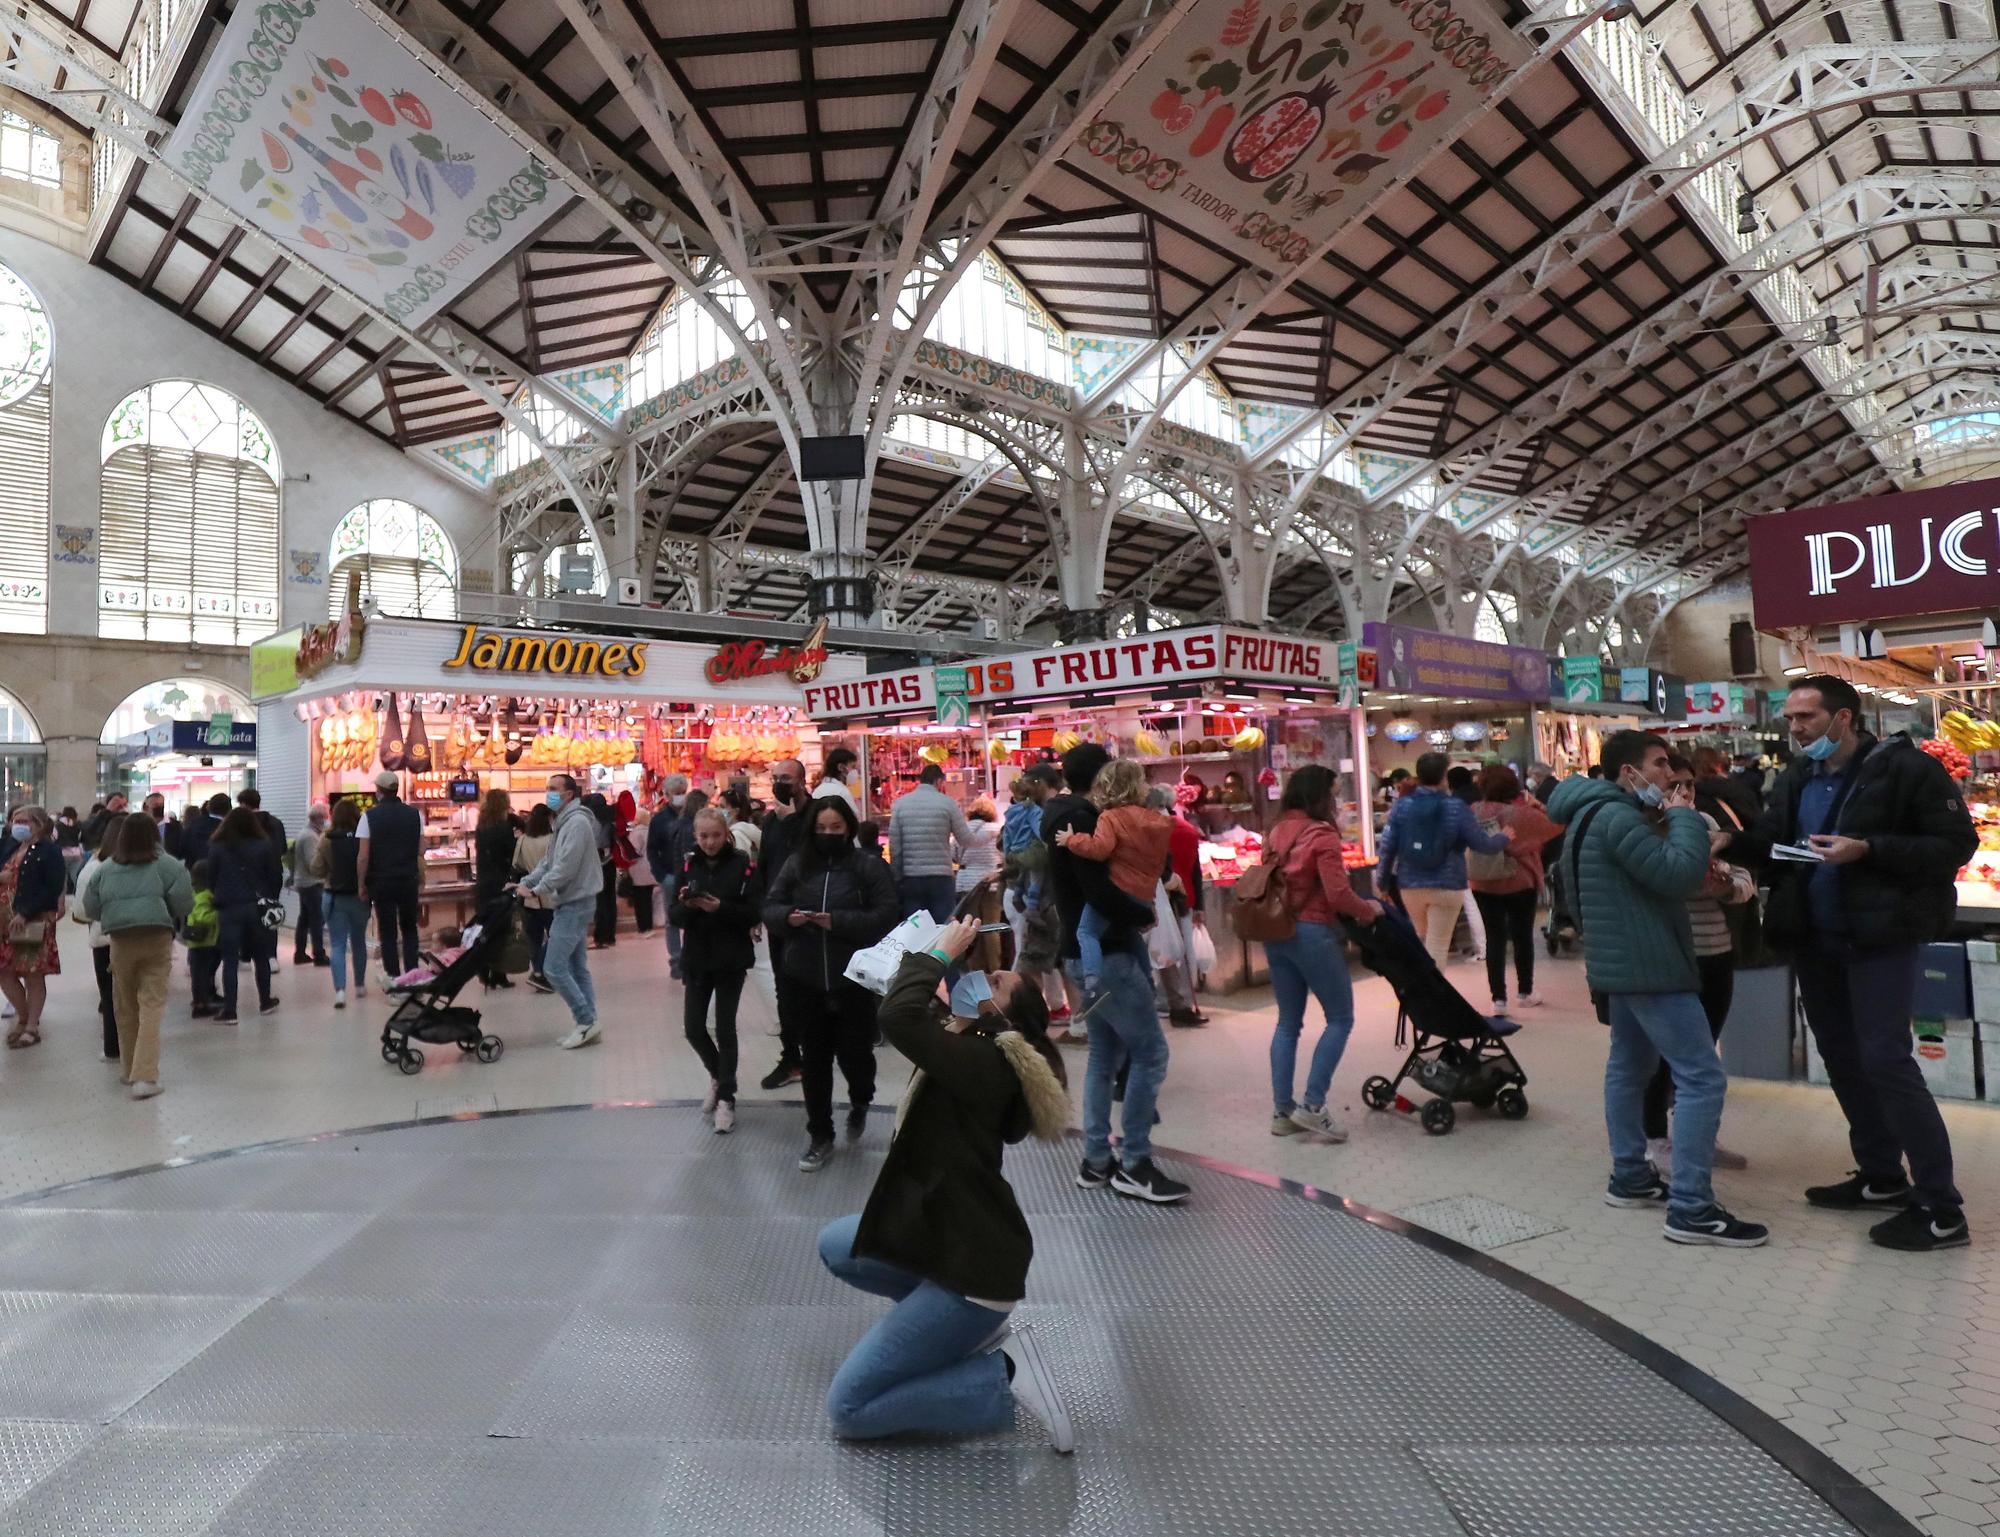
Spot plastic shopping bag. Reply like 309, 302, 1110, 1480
844, 911, 943, 996
1189, 920, 1217, 973
1147, 882, 1180, 970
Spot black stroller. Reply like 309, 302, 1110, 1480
379, 904, 506, 1075
1348, 905, 1528, 1135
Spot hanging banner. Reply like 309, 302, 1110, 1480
1067, 0, 1531, 273
1559, 655, 1604, 703
1683, 681, 1749, 726
165, 0, 559, 324
1362, 622, 1550, 703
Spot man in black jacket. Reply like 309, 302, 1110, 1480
1044, 744, 1187, 1206
645, 775, 694, 982
1735, 675, 1976, 1251
756, 758, 809, 1090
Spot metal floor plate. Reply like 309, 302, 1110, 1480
0, 1105, 1882, 1535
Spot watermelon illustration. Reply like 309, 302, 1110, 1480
1224, 79, 1335, 183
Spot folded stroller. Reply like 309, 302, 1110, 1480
1346, 905, 1528, 1135
378, 901, 507, 1075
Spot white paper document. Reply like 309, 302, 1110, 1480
1770, 843, 1826, 863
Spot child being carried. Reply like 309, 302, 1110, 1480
1053, 758, 1171, 988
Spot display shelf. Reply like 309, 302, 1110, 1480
1139, 752, 1239, 766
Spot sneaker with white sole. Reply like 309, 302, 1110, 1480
333, 990, 346, 1010
1001, 1325, 1074, 1454
128, 1080, 162, 1100
1110, 1158, 1191, 1205
1663, 1204, 1769, 1248
1868, 1204, 1969, 1252
1075, 1157, 1113, 1190
1270, 1113, 1305, 1137
1605, 1166, 1671, 1207
1514, 991, 1544, 1008
798, 1139, 833, 1173
557, 1022, 602, 1050
713, 1100, 734, 1134
1288, 1104, 1348, 1142
702, 1079, 720, 1116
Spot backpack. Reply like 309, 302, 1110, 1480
1396, 792, 1453, 875
1233, 821, 1306, 943
1464, 814, 1516, 883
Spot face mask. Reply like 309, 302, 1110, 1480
814, 832, 849, 859
1631, 781, 1664, 809
8, 824, 27, 842
949, 970, 993, 1019
1800, 725, 1840, 762
771, 780, 795, 806
545, 791, 564, 811
669, 794, 686, 809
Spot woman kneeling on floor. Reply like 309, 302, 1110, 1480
817, 915, 1076, 1452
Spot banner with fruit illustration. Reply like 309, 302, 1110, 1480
166, 0, 557, 324
1070, 0, 1530, 272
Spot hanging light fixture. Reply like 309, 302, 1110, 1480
1778, 643, 1807, 678
1735, 186, 1758, 236
1823, 313, 1838, 346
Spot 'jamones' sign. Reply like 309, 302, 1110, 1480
1748, 477, 2000, 628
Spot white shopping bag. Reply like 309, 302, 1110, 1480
844, 911, 943, 996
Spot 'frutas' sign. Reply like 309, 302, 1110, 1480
1748, 477, 2000, 628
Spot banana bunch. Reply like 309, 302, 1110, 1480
1134, 728, 1166, 756
1941, 710, 2000, 751
316, 710, 379, 773
1228, 725, 1266, 751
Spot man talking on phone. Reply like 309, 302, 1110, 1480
1733, 674, 1975, 1251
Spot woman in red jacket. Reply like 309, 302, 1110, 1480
1466, 764, 1560, 1016
1265, 766, 1382, 1141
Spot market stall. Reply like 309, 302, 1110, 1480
804, 625, 1371, 992
110, 719, 258, 809
251, 615, 862, 938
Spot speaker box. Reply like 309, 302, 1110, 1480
1728, 618, 1759, 678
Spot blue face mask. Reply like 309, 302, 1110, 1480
948, 970, 993, 1019
1800, 726, 1840, 762
545, 790, 564, 811
1631, 781, 1664, 809
7, 823, 27, 842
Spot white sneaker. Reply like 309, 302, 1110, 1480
128, 1080, 162, 1100
1646, 1137, 1673, 1170
713, 1100, 734, 1134
1001, 1325, 1073, 1454
334, 990, 346, 1010
1514, 992, 1544, 1008
702, 1079, 720, 1116
1712, 1144, 1749, 1171
1288, 1104, 1348, 1143
557, 1023, 602, 1050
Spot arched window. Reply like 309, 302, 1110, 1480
99, 381, 280, 643
97, 678, 253, 745
1475, 593, 1516, 646
0, 261, 52, 635
0, 111, 62, 190
0, 685, 44, 810
328, 499, 457, 619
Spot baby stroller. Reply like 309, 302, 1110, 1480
379, 904, 506, 1075
1348, 906, 1528, 1135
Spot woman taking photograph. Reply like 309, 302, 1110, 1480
314, 799, 369, 1007
1264, 766, 1383, 1141
670, 806, 764, 1134
513, 802, 556, 991
0, 805, 66, 1048
816, 914, 1074, 1451
474, 788, 519, 989
83, 814, 193, 1099
1466, 764, 1561, 1015
764, 794, 897, 1173
208, 806, 282, 1023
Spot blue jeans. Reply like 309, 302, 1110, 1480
324, 892, 369, 991
1075, 903, 1108, 983
899, 874, 957, 925
659, 875, 682, 975
543, 896, 597, 1027
1605, 991, 1726, 1218
816, 1214, 1011, 1439
1082, 938, 1167, 1170
1266, 920, 1354, 1115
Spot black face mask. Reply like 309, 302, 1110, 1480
771, 780, 796, 806
814, 833, 849, 860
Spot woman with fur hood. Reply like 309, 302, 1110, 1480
816, 914, 1076, 1453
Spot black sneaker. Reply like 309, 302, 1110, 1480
845, 1108, 869, 1144
1805, 1171, 1912, 1210
1075, 1157, 1113, 1190
259, 997, 281, 1015
761, 1060, 802, 1091
1111, 1159, 1191, 1206
1663, 1204, 1770, 1248
526, 973, 555, 995
798, 1139, 834, 1174
1604, 1167, 1671, 1207
1869, 1204, 1970, 1252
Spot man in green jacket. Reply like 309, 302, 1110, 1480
1548, 731, 1768, 1248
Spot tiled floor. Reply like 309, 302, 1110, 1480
4, 930, 1997, 1534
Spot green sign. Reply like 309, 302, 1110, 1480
1560, 655, 1604, 703
205, 712, 236, 748
249, 627, 302, 701
933, 666, 970, 729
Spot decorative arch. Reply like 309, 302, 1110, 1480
98, 381, 280, 643
328, 499, 458, 620
0, 259, 52, 635
0, 684, 40, 744
98, 677, 253, 745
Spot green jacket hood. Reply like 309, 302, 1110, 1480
1547, 774, 1622, 823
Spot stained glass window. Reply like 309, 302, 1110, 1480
99, 381, 280, 644
0, 261, 51, 635
327, 499, 457, 620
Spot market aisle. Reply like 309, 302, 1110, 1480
3, 940, 1996, 1535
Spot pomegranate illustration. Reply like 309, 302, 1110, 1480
1224, 79, 1335, 183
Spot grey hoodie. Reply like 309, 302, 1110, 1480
522, 799, 604, 907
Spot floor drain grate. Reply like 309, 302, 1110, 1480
1395, 1195, 1565, 1250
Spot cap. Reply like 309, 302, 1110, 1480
1022, 762, 1062, 786
373, 770, 399, 792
